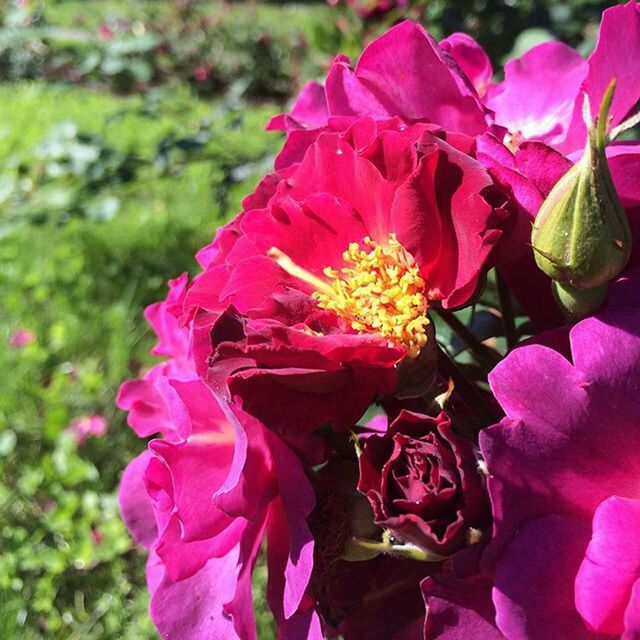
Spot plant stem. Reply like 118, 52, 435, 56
496, 270, 518, 350
435, 308, 502, 366
436, 345, 500, 428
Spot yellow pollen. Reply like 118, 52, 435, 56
504, 130, 524, 153
268, 234, 430, 358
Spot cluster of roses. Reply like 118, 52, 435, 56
117, 3, 640, 639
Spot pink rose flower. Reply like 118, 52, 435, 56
180, 118, 503, 436
118, 279, 322, 639
9, 328, 36, 348
486, 2, 640, 156
66, 414, 106, 446
98, 23, 114, 41
193, 64, 210, 83
266, 21, 490, 170
481, 277, 640, 639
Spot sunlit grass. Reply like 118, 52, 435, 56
0, 79, 281, 638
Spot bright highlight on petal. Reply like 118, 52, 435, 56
270, 234, 430, 357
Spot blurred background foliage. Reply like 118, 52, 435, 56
0, 0, 625, 638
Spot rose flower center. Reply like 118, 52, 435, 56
269, 233, 430, 358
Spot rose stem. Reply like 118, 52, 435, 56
495, 270, 518, 350
436, 345, 501, 429
434, 308, 502, 367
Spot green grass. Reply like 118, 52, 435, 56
0, 79, 282, 639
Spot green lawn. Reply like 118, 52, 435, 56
0, 80, 281, 639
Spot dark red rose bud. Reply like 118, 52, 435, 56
357, 410, 488, 555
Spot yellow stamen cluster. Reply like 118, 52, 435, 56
313, 234, 430, 358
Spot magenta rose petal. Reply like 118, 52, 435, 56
213, 404, 278, 521
440, 32, 493, 98
333, 22, 488, 134
286, 128, 403, 240
118, 451, 157, 549
145, 550, 163, 597
623, 580, 640, 640
148, 437, 235, 542
268, 431, 316, 619
422, 575, 502, 639
241, 192, 369, 276
575, 496, 640, 635
145, 273, 190, 358
493, 515, 597, 640
280, 80, 329, 130
486, 41, 587, 148
154, 516, 245, 583
608, 143, 640, 209
266, 498, 321, 634
116, 377, 174, 439
149, 548, 241, 640
487, 342, 579, 428
391, 137, 502, 308
218, 255, 298, 314
223, 515, 268, 640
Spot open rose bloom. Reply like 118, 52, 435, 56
117, 3, 640, 639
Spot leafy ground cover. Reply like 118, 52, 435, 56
0, 80, 281, 639
1, 1, 329, 97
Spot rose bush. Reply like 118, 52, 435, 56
116, 4, 640, 639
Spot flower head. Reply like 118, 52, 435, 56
480, 284, 640, 638
358, 410, 489, 556
9, 328, 35, 348
183, 119, 503, 434
66, 414, 106, 446
486, 1, 640, 154
118, 281, 320, 639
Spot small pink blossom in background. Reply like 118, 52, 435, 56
91, 527, 104, 546
193, 64, 210, 83
98, 24, 114, 41
9, 329, 36, 348
66, 414, 107, 446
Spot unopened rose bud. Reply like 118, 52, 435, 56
356, 410, 489, 557
531, 80, 631, 320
